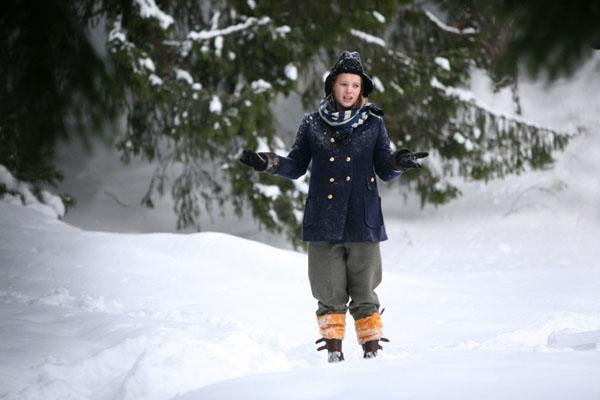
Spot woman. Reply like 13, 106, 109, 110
240, 51, 428, 362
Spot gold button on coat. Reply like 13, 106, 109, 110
329, 156, 335, 162
370, 177, 375, 182
330, 138, 335, 143
346, 156, 351, 162
327, 194, 333, 200
329, 177, 335, 183
346, 176, 351, 181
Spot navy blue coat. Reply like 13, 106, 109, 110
265, 110, 402, 242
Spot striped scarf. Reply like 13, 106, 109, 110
318, 99, 370, 134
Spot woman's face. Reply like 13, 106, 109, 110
333, 73, 362, 109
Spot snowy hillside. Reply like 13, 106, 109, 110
2, 165, 600, 400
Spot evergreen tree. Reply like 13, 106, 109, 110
0, 0, 122, 190
491, 0, 600, 80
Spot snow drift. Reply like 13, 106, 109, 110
2, 174, 600, 399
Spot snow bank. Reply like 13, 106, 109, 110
2, 182, 600, 399
178, 352, 600, 400
548, 329, 600, 351
0, 164, 65, 219
0, 201, 313, 400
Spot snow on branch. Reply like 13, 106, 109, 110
134, 0, 174, 30
0, 165, 65, 219
251, 79, 272, 93
174, 68, 194, 85
188, 16, 271, 41
429, 77, 575, 135
108, 18, 126, 43
424, 10, 477, 35
350, 29, 386, 47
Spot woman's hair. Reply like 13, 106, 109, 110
327, 75, 367, 109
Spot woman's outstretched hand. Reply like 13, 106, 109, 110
394, 149, 429, 170
239, 149, 267, 172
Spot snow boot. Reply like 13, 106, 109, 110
315, 338, 345, 362
316, 313, 346, 362
362, 337, 390, 358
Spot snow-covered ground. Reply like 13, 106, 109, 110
2, 53, 600, 400
2, 162, 600, 399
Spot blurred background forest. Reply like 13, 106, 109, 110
1, 0, 599, 247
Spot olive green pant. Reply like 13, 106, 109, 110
308, 241, 382, 321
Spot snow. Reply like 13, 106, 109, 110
134, 0, 174, 30
187, 17, 271, 41
0, 164, 18, 189
214, 36, 224, 57
434, 56, 451, 71
174, 69, 193, 85
452, 132, 475, 151
284, 63, 298, 81
372, 76, 385, 92
0, 164, 65, 219
275, 26, 291, 36
139, 57, 156, 72
40, 191, 66, 218
453, 132, 466, 144
372, 11, 386, 23
149, 74, 163, 86
424, 10, 476, 35
390, 81, 404, 94
209, 95, 222, 114
548, 329, 600, 351
180, 352, 600, 399
350, 29, 386, 47
250, 79, 272, 93
255, 183, 281, 199
2, 170, 600, 398
108, 19, 126, 43
255, 136, 270, 153
292, 179, 309, 195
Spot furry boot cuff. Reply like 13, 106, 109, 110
317, 313, 346, 340
355, 312, 383, 344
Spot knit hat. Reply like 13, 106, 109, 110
324, 51, 374, 97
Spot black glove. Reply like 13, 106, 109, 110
394, 149, 429, 170
239, 149, 267, 172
